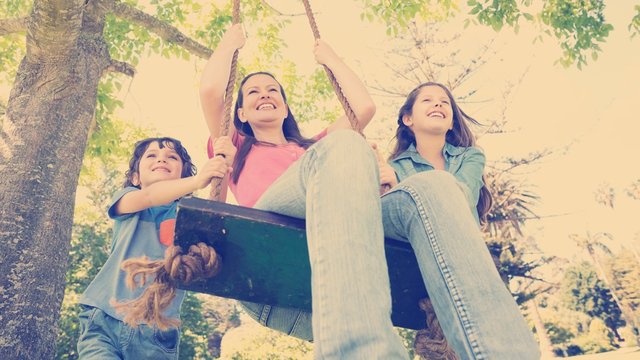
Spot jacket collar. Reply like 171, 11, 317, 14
392, 142, 465, 163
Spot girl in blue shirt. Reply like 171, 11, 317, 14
376, 82, 540, 359
77, 137, 230, 359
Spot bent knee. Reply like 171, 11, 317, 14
318, 129, 375, 163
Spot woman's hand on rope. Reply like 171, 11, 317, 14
219, 23, 246, 52
313, 39, 339, 67
212, 135, 237, 166
371, 142, 398, 191
196, 156, 231, 189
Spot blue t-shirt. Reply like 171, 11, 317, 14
80, 187, 185, 322
390, 142, 486, 224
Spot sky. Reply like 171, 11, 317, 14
111, 0, 640, 261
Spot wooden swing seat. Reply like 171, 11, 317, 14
174, 196, 429, 330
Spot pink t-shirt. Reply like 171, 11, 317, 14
208, 129, 327, 207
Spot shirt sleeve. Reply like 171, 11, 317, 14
107, 187, 140, 220
453, 147, 486, 208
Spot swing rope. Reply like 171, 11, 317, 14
300, 0, 361, 134
211, 0, 241, 201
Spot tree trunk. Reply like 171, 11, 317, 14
528, 297, 556, 358
588, 248, 640, 346
0, 1, 111, 358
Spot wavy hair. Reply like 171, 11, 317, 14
231, 72, 316, 184
124, 137, 196, 188
390, 82, 493, 224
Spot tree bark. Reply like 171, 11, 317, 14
0, 0, 111, 358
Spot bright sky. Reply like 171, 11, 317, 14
115, 1, 639, 261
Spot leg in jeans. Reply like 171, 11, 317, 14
381, 170, 540, 360
77, 306, 179, 360
252, 129, 408, 359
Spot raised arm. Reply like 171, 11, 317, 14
114, 157, 230, 215
313, 40, 376, 133
200, 24, 246, 139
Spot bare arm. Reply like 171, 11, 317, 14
200, 23, 246, 139
114, 157, 230, 215
313, 40, 376, 133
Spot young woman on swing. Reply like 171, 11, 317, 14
202, 23, 408, 358
204, 23, 540, 359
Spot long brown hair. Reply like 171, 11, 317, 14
231, 72, 315, 184
390, 82, 493, 224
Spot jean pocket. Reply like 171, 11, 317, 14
153, 327, 179, 353
78, 306, 99, 335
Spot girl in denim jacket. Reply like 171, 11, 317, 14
375, 82, 540, 359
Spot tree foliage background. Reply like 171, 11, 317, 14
1, 0, 639, 358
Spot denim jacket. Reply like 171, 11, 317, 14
389, 142, 485, 223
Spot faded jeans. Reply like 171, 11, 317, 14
76, 305, 179, 359
241, 130, 540, 359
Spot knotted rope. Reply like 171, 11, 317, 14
112, 243, 221, 330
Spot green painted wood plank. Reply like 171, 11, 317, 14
174, 196, 429, 330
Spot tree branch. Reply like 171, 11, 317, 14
110, 0, 212, 59
106, 59, 135, 77
261, 0, 307, 17
0, 17, 27, 36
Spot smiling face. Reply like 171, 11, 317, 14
132, 141, 184, 188
237, 73, 289, 129
402, 85, 454, 136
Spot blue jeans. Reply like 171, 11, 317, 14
381, 171, 540, 359
245, 130, 408, 359
241, 130, 540, 359
76, 305, 180, 359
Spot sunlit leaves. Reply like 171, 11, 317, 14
360, 0, 615, 69
0, 1, 28, 83
467, 0, 614, 68
104, 13, 149, 66
559, 261, 624, 346
360, 0, 458, 36
194, 5, 232, 49
468, 0, 522, 32
0, 36, 23, 82
82, 75, 149, 179
0, 0, 30, 17
287, 67, 342, 125
630, 5, 640, 38
540, 0, 613, 68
